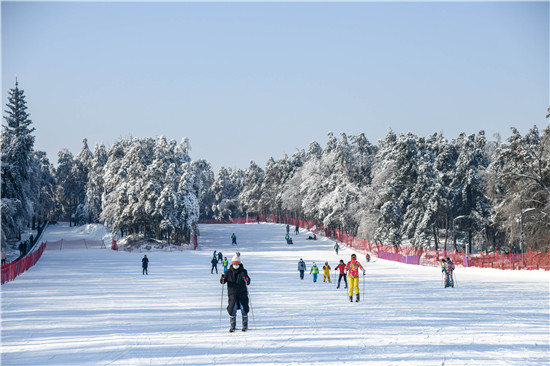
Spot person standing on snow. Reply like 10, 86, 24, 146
295, 225, 299, 235
142, 255, 149, 275
335, 259, 348, 289
286, 224, 290, 235
231, 233, 237, 245
218, 251, 223, 263
220, 253, 251, 332
345, 254, 365, 302
334, 242, 339, 254
223, 257, 229, 272
297, 258, 306, 280
211, 255, 219, 274
442, 257, 455, 288
322, 262, 331, 283
310, 262, 319, 282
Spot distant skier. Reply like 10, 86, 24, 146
286, 224, 290, 235
223, 257, 229, 272
142, 255, 149, 275
297, 258, 307, 280
285, 234, 293, 244
220, 253, 251, 332
442, 257, 455, 288
366, 253, 371, 262
310, 262, 319, 282
295, 225, 299, 235
334, 242, 339, 254
218, 251, 223, 263
231, 233, 237, 245
322, 262, 331, 283
346, 254, 365, 302
213, 250, 217, 260
211, 256, 219, 274
335, 259, 348, 289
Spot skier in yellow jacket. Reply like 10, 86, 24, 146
345, 253, 365, 302
322, 262, 331, 283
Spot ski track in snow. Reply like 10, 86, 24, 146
1, 222, 549, 365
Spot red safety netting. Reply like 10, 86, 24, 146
202, 215, 549, 271
1, 242, 47, 285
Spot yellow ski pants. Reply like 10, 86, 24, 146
348, 276, 360, 297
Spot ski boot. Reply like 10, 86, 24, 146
242, 315, 248, 332
356, 294, 360, 302
229, 316, 236, 333
349, 296, 353, 302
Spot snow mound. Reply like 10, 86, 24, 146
116, 235, 192, 252
73, 223, 111, 240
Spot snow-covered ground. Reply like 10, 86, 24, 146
1, 222, 549, 365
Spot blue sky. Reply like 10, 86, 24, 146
2, 1, 548, 172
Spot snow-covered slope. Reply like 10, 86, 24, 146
1, 222, 548, 365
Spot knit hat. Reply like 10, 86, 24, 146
231, 254, 241, 264
351, 254, 356, 259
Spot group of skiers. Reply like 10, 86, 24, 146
211, 250, 228, 274
297, 253, 366, 302
138, 228, 457, 333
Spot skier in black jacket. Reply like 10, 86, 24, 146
142, 255, 149, 275
220, 253, 251, 332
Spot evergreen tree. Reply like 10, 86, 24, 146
1, 80, 37, 239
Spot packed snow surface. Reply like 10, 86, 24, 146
1, 222, 549, 365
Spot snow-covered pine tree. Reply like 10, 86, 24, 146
73, 139, 93, 225
1, 80, 37, 239
84, 143, 108, 223
238, 161, 264, 217
449, 132, 491, 254
487, 125, 550, 252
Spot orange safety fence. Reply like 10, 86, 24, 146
1, 242, 47, 285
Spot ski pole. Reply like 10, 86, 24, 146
362, 272, 365, 297
245, 281, 256, 329
219, 283, 225, 327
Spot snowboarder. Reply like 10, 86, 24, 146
345, 254, 365, 302
335, 259, 348, 289
220, 253, 251, 332
297, 258, 306, 280
307, 234, 317, 240
310, 262, 319, 282
334, 242, 339, 254
218, 251, 223, 263
211, 256, 219, 274
442, 257, 455, 288
223, 257, 228, 272
322, 262, 331, 283
231, 233, 237, 245
142, 255, 149, 275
